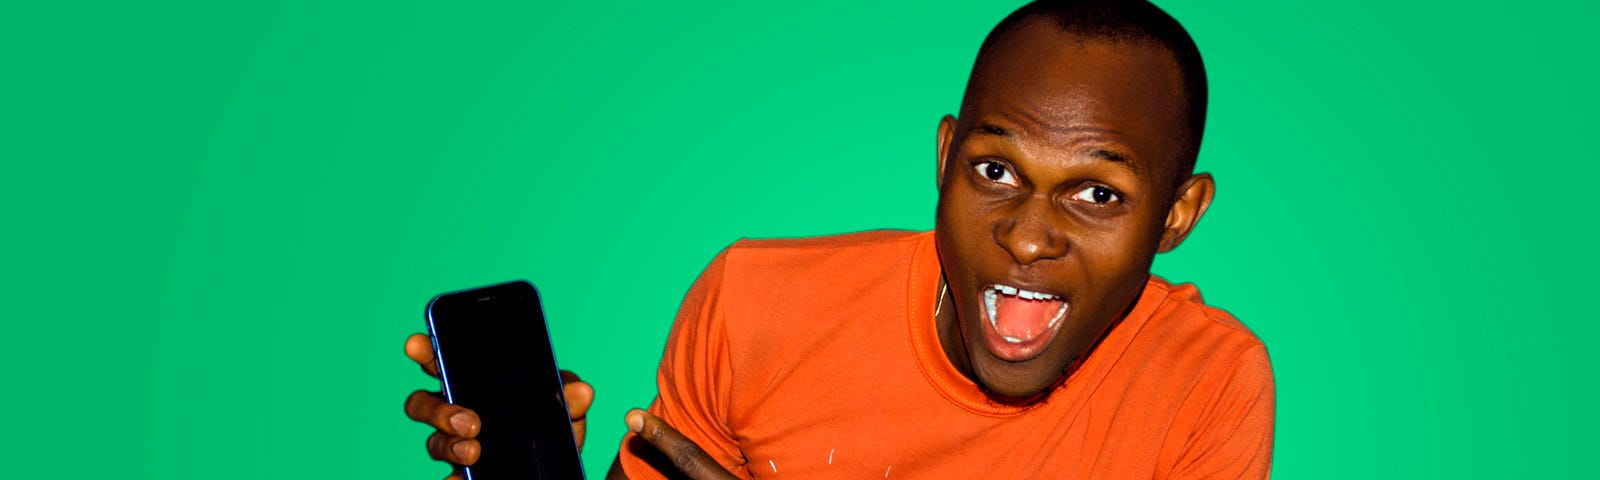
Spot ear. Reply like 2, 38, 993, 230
1157, 173, 1216, 253
936, 115, 957, 190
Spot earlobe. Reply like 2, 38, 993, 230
936, 115, 956, 190
1158, 173, 1216, 253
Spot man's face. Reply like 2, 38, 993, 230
934, 23, 1200, 398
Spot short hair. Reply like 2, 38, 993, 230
966, 0, 1208, 182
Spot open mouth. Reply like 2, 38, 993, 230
979, 284, 1070, 361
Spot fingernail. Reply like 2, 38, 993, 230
626, 410, 644, 433
451, 412, 475, 436
452, 440, 472, 460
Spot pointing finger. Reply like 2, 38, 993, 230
626, 409, 737, 480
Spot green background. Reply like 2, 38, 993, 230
3, 0, 1595, 478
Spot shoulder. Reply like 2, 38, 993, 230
715, 229, 928, 284
730, 229, 925, 250
1144, 277, 1265, 350
1128, 277, 1272, 382
1135, 281, 1276, 476
723, 229, 926, 259
697, 230, 929, 378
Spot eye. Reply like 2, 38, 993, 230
1070, 185, 1121, 205
973, 161, 1018, 186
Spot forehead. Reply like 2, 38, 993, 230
963, 21, 1189, 176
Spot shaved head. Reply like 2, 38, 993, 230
965, 0, 1208, 185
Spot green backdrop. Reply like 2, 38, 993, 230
3, 1, 1595, 478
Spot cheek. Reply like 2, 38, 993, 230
1075, 229, 1145, 265
935, 193, 1007, 311
1069, 224, 1162, 313
938, 181, 998, 217
935, 189, 1002, 254
1075, 199, 1169, 262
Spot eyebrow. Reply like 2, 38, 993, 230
973, 122, 1138, 170
1090, 148, 1128, 164
976, 122, 1011, 137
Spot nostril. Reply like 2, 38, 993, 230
994, 221, 1068, 265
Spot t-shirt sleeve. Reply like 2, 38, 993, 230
618, 249, 750, 479
1166, 344, 1276, 479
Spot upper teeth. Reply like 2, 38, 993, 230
993, 284, 1057, 300
983, 284, 1070, 343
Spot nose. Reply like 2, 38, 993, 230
993, 198, 1069, 265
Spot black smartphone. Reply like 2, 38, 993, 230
425, 280, 586, 479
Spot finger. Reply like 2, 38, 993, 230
405, 389, 481, 438
565, 380, 593, 449
626, 409, 737, 480
559, 370, 594, 450
444, 473, 464, 480
565, 380, 594, 419
405, 333, 440, 377
427, 430, 481, 466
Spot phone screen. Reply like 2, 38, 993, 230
426, 281, 586, 480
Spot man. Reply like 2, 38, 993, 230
405, 1, 1274, 478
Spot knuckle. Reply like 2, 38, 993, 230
408, 391, 447, 423
426, 432, 451, 460
405, 390, 430, 416
673, 450, 705, 473
670, 441, 710, 472
674, 444, 700, 461
430, 402, 455, 420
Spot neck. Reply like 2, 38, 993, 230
933, 277, 976, 382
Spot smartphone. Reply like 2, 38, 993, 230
425, 280, 586, 479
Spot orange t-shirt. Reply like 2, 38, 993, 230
619, 230, 1274, 479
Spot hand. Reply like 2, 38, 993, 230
621, 409, 738, 480
403, 333, 596, 480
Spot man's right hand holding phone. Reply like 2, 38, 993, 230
401, 333, 594, 480
400, 333, 737, 480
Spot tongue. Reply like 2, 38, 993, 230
995, 294, 1063, 341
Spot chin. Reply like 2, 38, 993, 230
968, 348, 1069, 400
